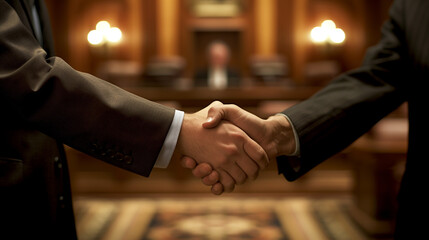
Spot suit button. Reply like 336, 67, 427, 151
124, 155, 133, 165
115, 153, 124, 161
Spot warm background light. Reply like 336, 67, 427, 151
310, 26, 328, 43
88, 20, 122, 46
96, 20, 111, 32
106, 27, 122, 43
330, 28, 346, 44
321, 20, 336, 32
310, 20, 346, 44
87, 29, 103, 45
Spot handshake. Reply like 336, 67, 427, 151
174, 101, 297, 195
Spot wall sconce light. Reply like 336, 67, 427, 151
310, 20, 345, 45
87, 20, 122, 46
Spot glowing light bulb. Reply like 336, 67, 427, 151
310, 20, 346, 44
321, 20, 336, 31
106, 27, 122, 43
87, 30, 103, 45
96, 21, 111, 33
310, 26, 328, 43
330, 28, 346, 44
88, 21, 123, 46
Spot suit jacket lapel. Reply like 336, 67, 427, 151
19, 0, 35, 31
16, 0, 54, 56
36, 0, 55, 56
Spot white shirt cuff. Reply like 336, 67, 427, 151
275, 113, 301, 157
154, 110, 184, 168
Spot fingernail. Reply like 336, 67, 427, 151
206, 117, 213, 122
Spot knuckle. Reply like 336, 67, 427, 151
230, 131, 245, 141
225, 145, 240, 156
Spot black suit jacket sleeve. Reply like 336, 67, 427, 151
277, 0, 409, 181
0, 1, 174, 177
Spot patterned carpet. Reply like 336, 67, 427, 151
73, 197, 371, 240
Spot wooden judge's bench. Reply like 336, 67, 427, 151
66, 82, 407, 237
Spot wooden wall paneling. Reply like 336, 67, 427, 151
156, 0, 180, 57
44, 0, 70, 61
253, 0, 277, 57
277, 0, 293, 75
181, 0, 193, 79
142, 0, 158, 66
126, 0, 145, 64
363, 0, 394, 48
290, 0, 308, 83
243, 0, 254, 79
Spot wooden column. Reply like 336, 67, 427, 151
291, 0, 307, 82
156, 0, 180, 57
254, 0, 277, 57
128, 0, 144, 63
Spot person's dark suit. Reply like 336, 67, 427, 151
0, 0, 174, 239
277, 0, 428, 238
194, 68, 241, 87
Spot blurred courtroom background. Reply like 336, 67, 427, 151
43, 0, 407, 239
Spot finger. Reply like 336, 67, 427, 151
234, 156, 259, 181
211, 183, 224, 195
209, 100, 224, 108
202, 170, 220, 186
181, 156, 197, 169
198, 101, 224, 122
192, 163, 213, 178
221, 160, 247, 185
243, 138, 270, 170
218, 170, 236, 193
204, 105, 264, 144
203, 105, 225, 129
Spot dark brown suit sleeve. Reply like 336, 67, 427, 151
0, 1, 174, 177
277, 0, 408, 181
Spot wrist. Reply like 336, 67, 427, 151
176, 113, 194, 157
266, 115, 296, 156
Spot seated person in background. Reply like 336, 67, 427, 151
194, 41, 240, 88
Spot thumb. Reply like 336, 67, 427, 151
202, 105, 225, 129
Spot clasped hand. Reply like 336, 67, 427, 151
176, 101, 296, 195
